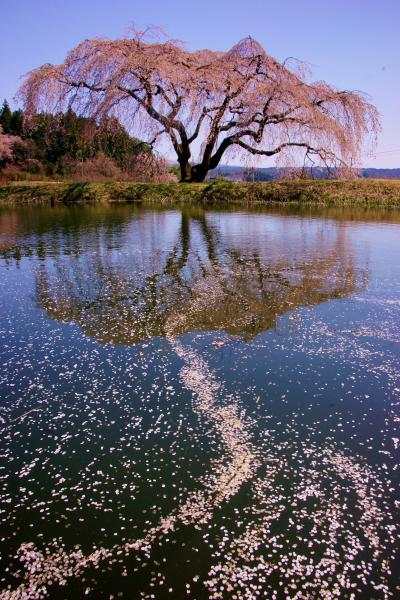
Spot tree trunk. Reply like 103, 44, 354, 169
179, 161, 208, 183
188, 164, 208, 183
178, 156, 192, 182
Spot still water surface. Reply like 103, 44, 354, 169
0, 205, 399, 599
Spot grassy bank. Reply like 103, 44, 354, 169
1, 179, 400, 207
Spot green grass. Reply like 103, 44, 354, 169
1, 179, 400, 207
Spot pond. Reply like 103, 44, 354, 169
0, 204, 399, 599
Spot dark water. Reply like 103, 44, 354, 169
0, 204, 399, 599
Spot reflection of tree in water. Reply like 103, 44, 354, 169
35, 210, 367, 344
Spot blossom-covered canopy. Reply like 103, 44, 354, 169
20, 29, 379, 181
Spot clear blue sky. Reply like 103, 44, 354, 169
1, 0, 400, 167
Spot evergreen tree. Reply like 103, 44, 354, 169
0, 99, 152, 177
9, 110, 24, 136
0, 100, 12, 133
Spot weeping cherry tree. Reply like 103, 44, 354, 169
19, 27, 380, 182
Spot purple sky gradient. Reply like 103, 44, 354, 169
1, 0, 399, 167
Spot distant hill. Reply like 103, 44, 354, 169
208, 165, 400, 181
361, 168, 400, 179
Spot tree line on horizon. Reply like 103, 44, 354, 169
212, 164, 400, 182
0, 100, 174, 182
